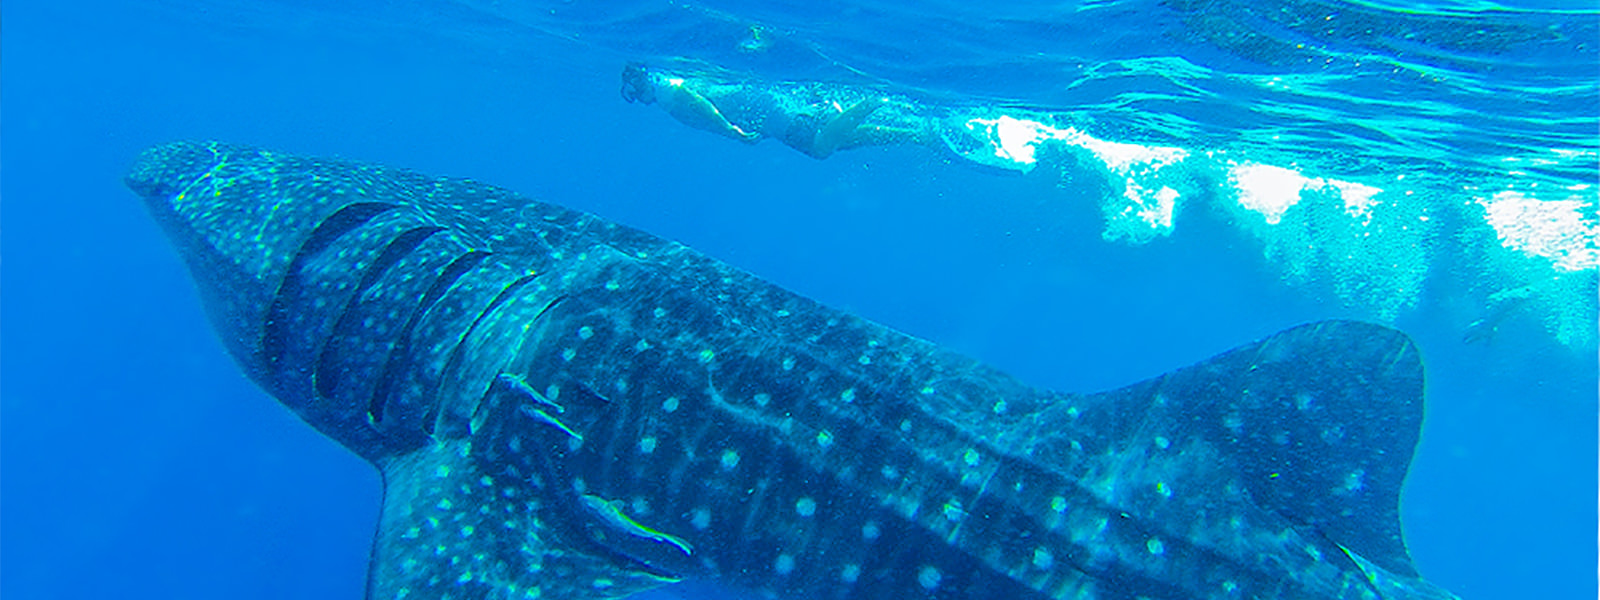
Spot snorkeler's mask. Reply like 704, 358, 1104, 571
620, 62, 655, 104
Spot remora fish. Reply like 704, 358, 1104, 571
126, 141, 1458, 600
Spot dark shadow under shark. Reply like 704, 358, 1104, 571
126, 141, 1458, 600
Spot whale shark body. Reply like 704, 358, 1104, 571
127, 141, 1457, 600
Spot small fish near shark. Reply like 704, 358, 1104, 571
126, 141, 1459, 600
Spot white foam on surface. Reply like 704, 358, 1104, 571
1228, 164, 1387, 228
1479, 191, 1599, 272
956, 114, 1189, 239
959, 115, 1062, 167
1065, 131, 1187, 175
958, 114, 1186, 174
1120, 180, 1179, 230
926, 104, 1596, 345
1328, 180, 1384, 223
1228, 163, 1318, 225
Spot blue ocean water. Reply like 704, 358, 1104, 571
1, 1, 1594, 599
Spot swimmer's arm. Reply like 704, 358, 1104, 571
660, 81, 760, 142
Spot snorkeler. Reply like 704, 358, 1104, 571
621, 62, 934, 159
1461, 285, 1536, 345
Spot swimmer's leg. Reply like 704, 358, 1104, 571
811, 97, 890, 157
837, 124, 933, 149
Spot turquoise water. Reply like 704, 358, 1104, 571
2, 1, 1594, 599
470, 0, 1600, 347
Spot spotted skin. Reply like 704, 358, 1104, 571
127, 141, 1458, 600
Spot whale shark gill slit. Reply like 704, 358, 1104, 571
423, 269, 545, 438
368, 249, 492, 430
261, 201, 397, 374
314, 225, 444, 400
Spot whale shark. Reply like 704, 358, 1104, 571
126, 141, 1458, 600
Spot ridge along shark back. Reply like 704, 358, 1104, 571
127, 141, 1459, 600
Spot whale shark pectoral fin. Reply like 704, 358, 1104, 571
368, 441, 674, 600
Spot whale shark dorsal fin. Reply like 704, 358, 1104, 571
368, 440, 677, 600
1032, 320, 1425, 578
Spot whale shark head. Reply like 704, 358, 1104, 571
126, 140, 553, 459
127, 141, 279, 383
